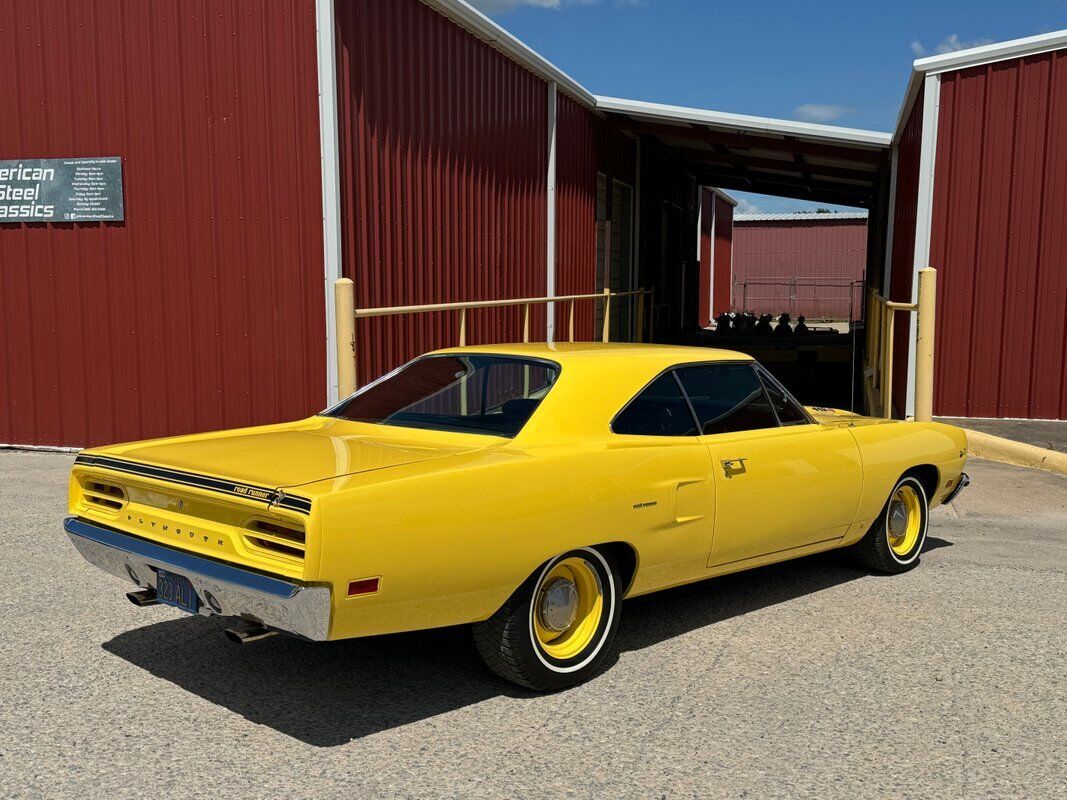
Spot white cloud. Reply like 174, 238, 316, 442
469, 0, 559, 11
794, 103, 848, 123
910, 34, 995, 58
469, 0, 642, 13
735, 198, 763, 215
935, 34, 994, 54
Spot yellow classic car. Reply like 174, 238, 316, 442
67, 343, 969, 690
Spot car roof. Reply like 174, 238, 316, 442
427, 341, 753, 367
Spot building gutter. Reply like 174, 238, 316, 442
315, 0, 344, 405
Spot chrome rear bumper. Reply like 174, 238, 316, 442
64, 517, 331, 640
941, 472, 970, 506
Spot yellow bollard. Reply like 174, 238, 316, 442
334, 278, 356, 398
601, 288, 611, 343
914, 267, 937, 423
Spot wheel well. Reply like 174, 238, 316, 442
904, 464, 939, 501
593, 541, 639, 596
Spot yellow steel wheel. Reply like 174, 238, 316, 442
531, 556, 604, 661
886, 483, 922, 557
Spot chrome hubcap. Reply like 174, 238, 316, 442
888, 500, 909, 538
539, 578, 578, 632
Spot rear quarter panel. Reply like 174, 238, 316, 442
844, 421, 967, 545
311, 438, 716, 640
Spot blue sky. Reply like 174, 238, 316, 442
469, 0, 1067, 213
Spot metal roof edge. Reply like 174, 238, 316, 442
892, 29, 1067, 146
594, 96, 892, 148
420, 0, 597, 107
913, 28, 1067, 76
891, 69, 926, 146
708, 187, 739, 206
734, 211, 868, 222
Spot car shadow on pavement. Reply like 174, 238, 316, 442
102, 542, 950, 747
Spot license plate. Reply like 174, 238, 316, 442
156, 569, 200, 614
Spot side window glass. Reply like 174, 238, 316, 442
758, 370, 810, 425
675, 364, 778, 435
612, 372, 698, 437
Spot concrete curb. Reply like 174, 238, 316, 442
964, 428, 1067, 476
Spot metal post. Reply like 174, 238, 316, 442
458, 307, 467, 347
568, 300, 575, 342
635, 290, 645, 343
334, 278, 356, 397
883, 311, 895, 418
914, 267, 937, 422
523, 303, 531, 343
601, 288, 611, 343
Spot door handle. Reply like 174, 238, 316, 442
720, 458, 747, 478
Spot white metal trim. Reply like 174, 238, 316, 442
709, 187, 739, 207
695, 188, 703, 271
315, 0, 343, 406
905, 73, 940, 419
882, 146, 899, 297
708, 195, 717, 317
594, 95, 892, 148
914, 28, 1067, 76
546, 81, 558, 342
891, 71, 926, 146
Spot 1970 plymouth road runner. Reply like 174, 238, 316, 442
67, 343, 968, 690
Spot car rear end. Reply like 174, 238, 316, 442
67, 453, 331, 641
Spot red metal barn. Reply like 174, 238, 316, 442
2, 0, 1065, 448
886, 32, 1067, 419
732, 212, 867, 321
0, 0, 327, 448
697, 188, 736, 327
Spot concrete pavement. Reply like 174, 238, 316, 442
1, 451, 1064, 799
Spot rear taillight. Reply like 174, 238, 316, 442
83, 480, 126, 512
243, 519, 306, 561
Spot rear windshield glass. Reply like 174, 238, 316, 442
326, 354, 559, 437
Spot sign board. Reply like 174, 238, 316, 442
0, 157, 124, 223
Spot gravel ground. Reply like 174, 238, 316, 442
1, 450, 1064, 799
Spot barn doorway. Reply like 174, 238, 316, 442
598, 98, 892, 414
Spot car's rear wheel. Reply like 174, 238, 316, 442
473, 547, 621, 691
852, 474, 929, 574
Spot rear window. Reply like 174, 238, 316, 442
326, 354, 559, 437
612, 372, 698, 437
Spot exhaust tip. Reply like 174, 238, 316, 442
224, 624, 277, 645
127, 589, 159, 607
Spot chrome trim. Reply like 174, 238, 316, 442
65, 517, 330, 641
74, 455, 312, 515
941, 472, 970, 506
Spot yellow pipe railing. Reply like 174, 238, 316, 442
334, 285, 651, 395
864, 267, 936, 421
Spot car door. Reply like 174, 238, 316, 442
673, 363, 862, 568
609, 371, 717, 590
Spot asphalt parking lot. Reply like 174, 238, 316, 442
1, 450, 1064, 799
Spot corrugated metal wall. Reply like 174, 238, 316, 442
732, 218, 867, 320
335, 0, 549, 385
556, 92, 598, 341
888, 84, 924, 417
0, 0, 326, 447
712, 195, 733, 318
698, 188, 713, 327
931, 52, 1067, 419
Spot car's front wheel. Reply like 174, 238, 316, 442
852, 474, 930, 574
473, 547, 621, 691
